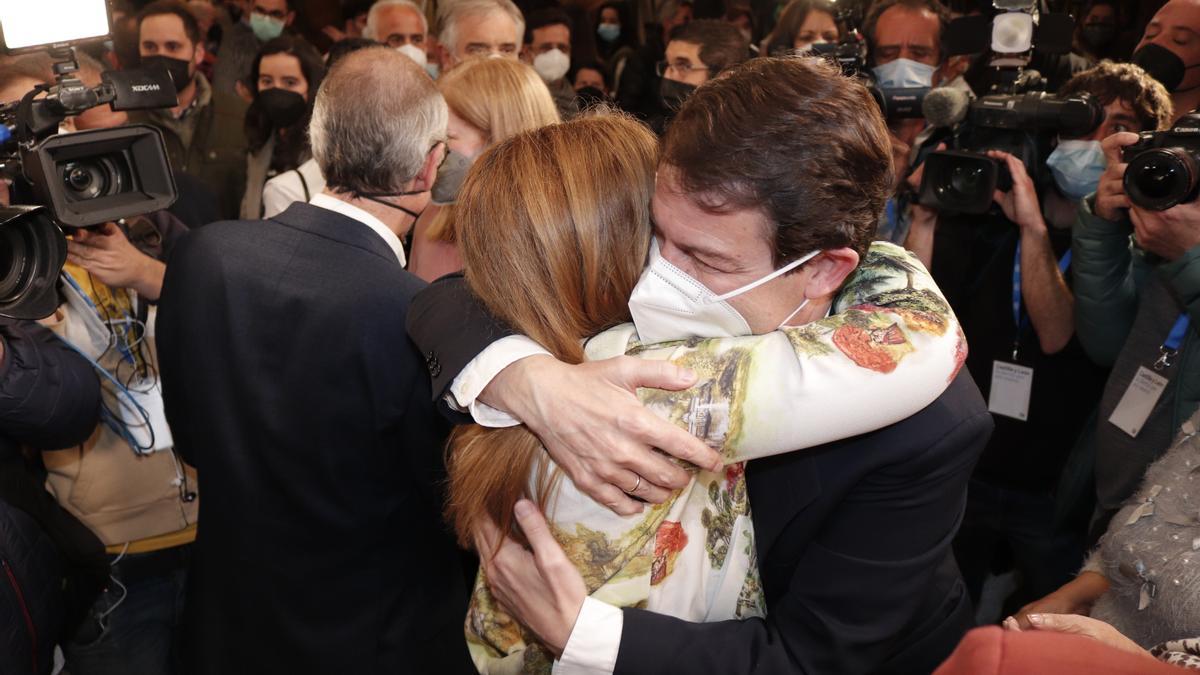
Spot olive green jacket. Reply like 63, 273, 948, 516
131, 73, 248, 221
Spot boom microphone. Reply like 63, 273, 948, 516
922, 86, 971, 128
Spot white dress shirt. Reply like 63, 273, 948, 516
309, 192, 407, 268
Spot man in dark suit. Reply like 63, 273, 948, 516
156, 47, 474, 674
407, 57, 992, 673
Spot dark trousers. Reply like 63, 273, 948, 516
64, 544, 190, 675
953, 478, 1085, 615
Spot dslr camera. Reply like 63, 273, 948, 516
0, 2, 179, 320
1122, 111, 1200, 211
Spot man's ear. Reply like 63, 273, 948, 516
804, 247, 860, 300
193, 42, 206, 68
411, 143, 445, 192
285, 11, 296, 27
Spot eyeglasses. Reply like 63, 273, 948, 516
655, 60, 708, 77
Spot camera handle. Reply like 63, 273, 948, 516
12, 46, 120, 148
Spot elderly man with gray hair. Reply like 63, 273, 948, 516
363, 0, 433, 70
435, 0, 525, 71
155, 46, 475, 675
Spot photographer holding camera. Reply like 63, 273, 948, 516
0, 49, 199, 675
900, 61, 1172, 614
861, 0, 971, 244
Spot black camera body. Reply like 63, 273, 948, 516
1122, 112, 1200, 212
917, 90, 1103, 215
0, 46, 179, 319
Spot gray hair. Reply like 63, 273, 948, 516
309, 47, 448, 196
436, 0, 525, 56
363, 0, 428, 39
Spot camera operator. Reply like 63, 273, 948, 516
0, 317, 109, 675
901, 62, 1172, 613
0, 53, 199, 675
1132, 0, 1200, 126
130, 0, 249, 222
0, 51, 220, 229
1063, 119, 1200, 555
861, 0, 968, 243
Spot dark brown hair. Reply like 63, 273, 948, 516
662, 56, 892, 262
1059, 60, 1174, 132
763, 0, 836, 55
670, 19, 748, 76
138, 0, 203, 47
862, 0, 950, 63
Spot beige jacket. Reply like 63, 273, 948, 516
42, 426, 198, 547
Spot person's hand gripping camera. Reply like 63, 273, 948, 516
1098, 131, 1200, 261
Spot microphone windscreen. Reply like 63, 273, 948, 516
922, 87, 970, 128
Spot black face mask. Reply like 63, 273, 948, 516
1081, 23, 1116, 49
141, 55, 194, 93
659, 77, 697, 112
256, 88, 308, 128
359, 190, 426, 220
1133, 42, 1200, 93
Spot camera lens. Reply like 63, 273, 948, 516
59, 156, 129, 202
0, 221, 32, 304
1125, 148, 1200, 211
949, 165, 986, 196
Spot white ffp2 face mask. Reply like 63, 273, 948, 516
533, 49, 571, 83
396, 44, 428, 68
628, 238, 819, 343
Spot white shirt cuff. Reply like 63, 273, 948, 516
553, 597, 623, 675
447, 335, 550, 427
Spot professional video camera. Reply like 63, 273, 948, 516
917, 87, 1103, 214
912, 0, 1099, 215
0, 3, 179, 320
1122, 112, 1200, 212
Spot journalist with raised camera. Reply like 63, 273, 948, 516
905, 60, 1172, 613
1002, 8, 1200, 646
1, 45, 204, 675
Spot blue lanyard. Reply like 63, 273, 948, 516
1011, 240, 1073, 358
1155, 314, 1191, 370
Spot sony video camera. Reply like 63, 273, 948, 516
1122, 111, 1200, 212
917, 88, 1104, 214
0, 2, 179, 320
913, 0, 1098, 216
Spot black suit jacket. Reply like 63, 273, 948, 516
408, 276, 993, 675
158, 203, 474, 675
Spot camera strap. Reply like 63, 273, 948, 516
1010, 240, 1072, 361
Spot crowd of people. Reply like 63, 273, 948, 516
2, 0, 1200, 673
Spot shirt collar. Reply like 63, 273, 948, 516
309, 192, 407, 267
